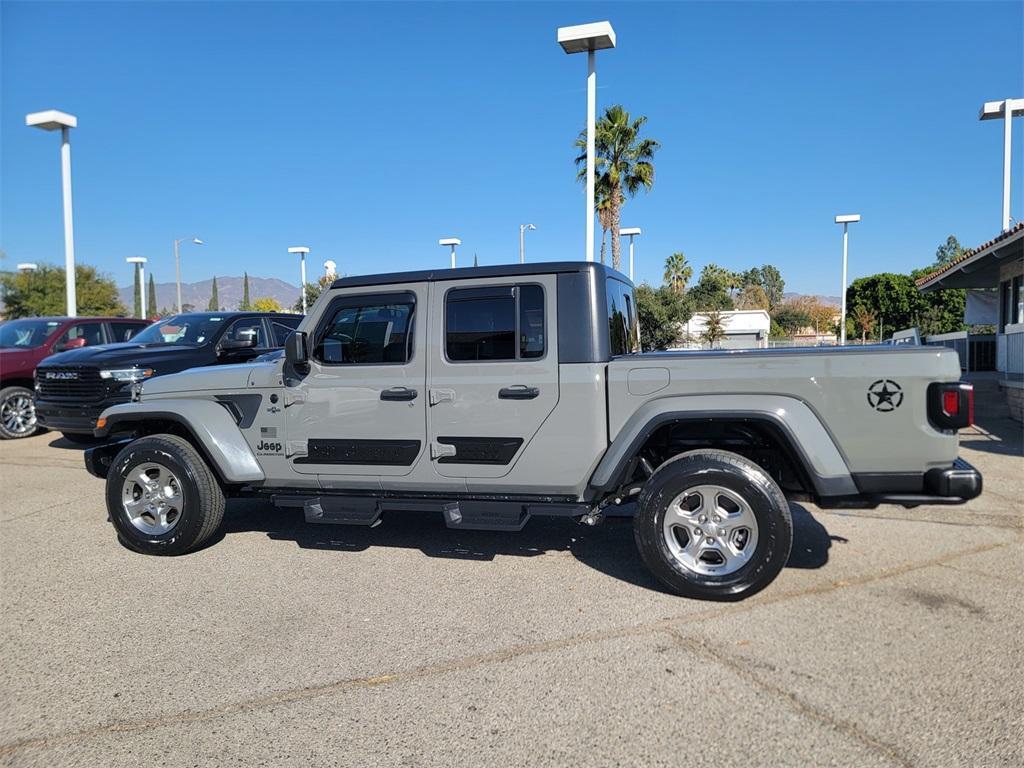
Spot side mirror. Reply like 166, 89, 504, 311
55, 338, 87, 353
284, 331, 309, 369
221, 330, 257, 351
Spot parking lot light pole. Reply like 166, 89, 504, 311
174, 237, 203, 313
16, 263, 38, 273
835, 214, 861, 346
979, 98, 1024, 232
558, 21, 616, 263
519, 224, 536, 263
126, 257, 147, 319
439, 238, 461, 268
25, 110, 78, 316
288, 247, 311, 313
620, 227, 641, 280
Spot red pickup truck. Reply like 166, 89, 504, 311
0, 316, 150, 439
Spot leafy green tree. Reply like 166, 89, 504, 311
147, 274, 157, 318
738, 265, 785, 309
635, 283, 692, 350
207, 276, 219, 311
771, 302, 812, 336
852, 305, 878, 343
933, 235, 967, 266
239, 272, 252, 310
575, 105, 659, 271
663, 252, 693, 295
701, 310, 727, 348
0, 263, 126, 319
292, 275, 334, 313
736, 284, 769, 310
252, 297, 282, 312
688, 264, 737, 311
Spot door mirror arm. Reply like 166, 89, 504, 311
285, 331, 310, 374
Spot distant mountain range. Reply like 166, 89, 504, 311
119, 275, 300, 313
784, 292, 841, 307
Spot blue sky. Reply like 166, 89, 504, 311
2, 1, 1022, 296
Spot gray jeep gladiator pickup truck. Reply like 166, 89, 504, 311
84, 262, 981, 600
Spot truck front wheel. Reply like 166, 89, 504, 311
634, 449, 792, 601
106, 434, 225, 556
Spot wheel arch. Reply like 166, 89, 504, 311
96, 400, 264, 484
591, 396, 858, 500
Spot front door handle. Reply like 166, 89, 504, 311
498, 385, 540, 400
381, 386, 418, 402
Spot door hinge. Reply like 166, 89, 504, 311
430, 442, 456, 460
429, 388, 456, 406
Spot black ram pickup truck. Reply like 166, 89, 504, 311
34, 312, 301, 443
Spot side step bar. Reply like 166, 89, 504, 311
270, 494, 587, 532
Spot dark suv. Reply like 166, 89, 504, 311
34, 312, 301, 443
0, 316, 151, 439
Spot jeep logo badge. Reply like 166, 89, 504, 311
45, 371, 78, 381
867, 379, 903, 412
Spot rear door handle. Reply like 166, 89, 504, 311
498, 385, 540, 400
381, 386, 418, 402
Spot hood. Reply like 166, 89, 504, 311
142, 362, 258, 395
36, 342, 214, 375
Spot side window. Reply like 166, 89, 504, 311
607, 279, 639, 355
114, 322, 149, 342
223, 318, 267, 349
314, 296, 414, 364
446, 284, 545, 362
271, 321, 298, 347
56, 322, 105, 350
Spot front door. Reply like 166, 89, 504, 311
285, 284, 428, 477
427, 275, 559, 479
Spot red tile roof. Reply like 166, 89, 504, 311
915, 222, 1024, 288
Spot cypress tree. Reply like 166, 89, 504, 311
147, 274, 157, 318
240, 272, 251, 310
208, 276, 219, 311
133, 266, 142, 318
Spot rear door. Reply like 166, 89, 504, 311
284, 284, 428, 478
427, 275, 559, 479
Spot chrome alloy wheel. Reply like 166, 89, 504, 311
662, 484, 759, 576
121, 462, 184, 535
1, 392, 36, 436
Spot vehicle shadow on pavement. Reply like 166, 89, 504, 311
216, 499, 841, 593
957, 419, 1024, 457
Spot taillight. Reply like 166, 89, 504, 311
928, 382, 973, 431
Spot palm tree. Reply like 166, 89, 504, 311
701, 310, 728, 349
576, 105, 659, 271
663, 252, 693, 294
852, 306, 877, 344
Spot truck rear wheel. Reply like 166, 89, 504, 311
106, 434, 225, 556
633, 449, 792, 601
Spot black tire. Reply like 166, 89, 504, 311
106, 434, 225, 556
633, 449, 793, 601
61, 432, 103, 445
0, 386, 40, 440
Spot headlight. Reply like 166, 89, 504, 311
99, 368, 154, 382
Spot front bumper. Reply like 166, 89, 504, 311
34, 400, 105, 434
84, 439, 132, 479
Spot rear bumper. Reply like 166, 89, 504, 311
823, 458, 982, 509
34, 400, 104, 434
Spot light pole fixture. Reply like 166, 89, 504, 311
619, 227, 642, 280
439, 238, 461, 269
835, 214, 861, 346
519, 224, 536, 263
173, 237, 203, 313
323, 259, 338, 280
16, 263, 38, 273
288, 247, 311, 313
558, 21, 616, 263
126, 257, 148, 319
26, 109, 78, 316
979, 98, 1024, 232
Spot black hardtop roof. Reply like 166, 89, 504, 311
330, 261, 631, 290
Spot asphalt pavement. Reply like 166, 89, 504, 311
1, 390, 1021, 767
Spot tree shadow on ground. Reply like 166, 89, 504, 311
216, 499, 844, 594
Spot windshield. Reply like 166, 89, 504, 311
0, 319, 63, 349
129, 314, 228, 346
